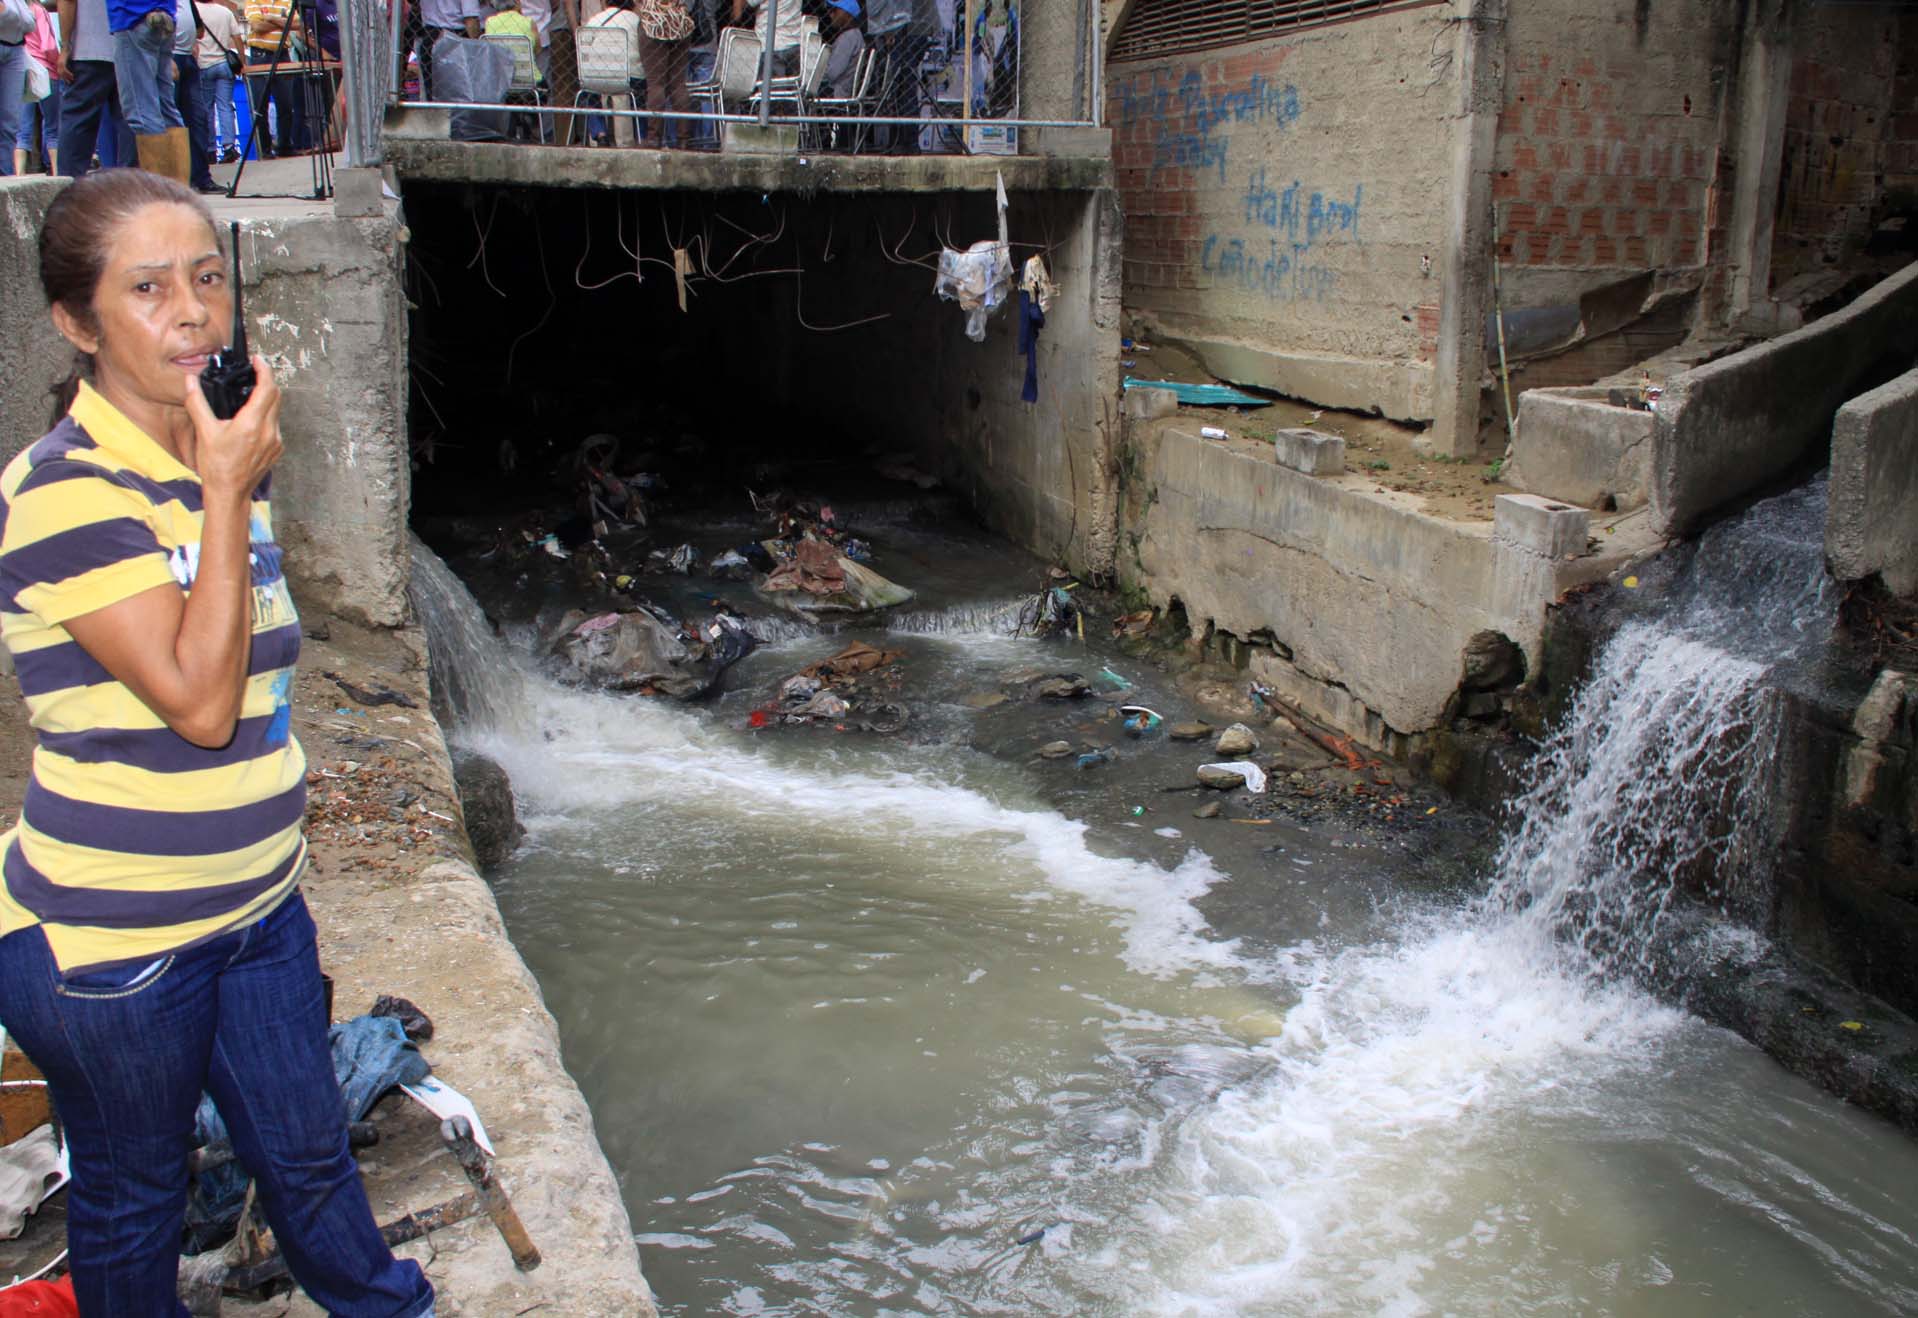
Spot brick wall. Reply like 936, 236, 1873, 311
1493, 4, 1729, 279
1105, 7, 1454, 395
1771, 6, 1906, 287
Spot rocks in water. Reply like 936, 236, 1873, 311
452, 750, 524, 868
549, 607, 743, 700
1197, 764, 1251, 789
1001, 671, 1092, 701
1038, 741, 1074, 759
1167, 722, 1213, 741
1193, 801, 1223, 819
962, 691, 1009, 710
1459, 691, 1504, 720
1215, 723, 1260, 756
1461, 630, 1525, 691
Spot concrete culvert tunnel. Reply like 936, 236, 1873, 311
399, 181, 1122, 570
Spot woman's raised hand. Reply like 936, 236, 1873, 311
183, 355, 284, 501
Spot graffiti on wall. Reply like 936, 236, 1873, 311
1201, 168, 1365, 301
1115, 67, 1304, 183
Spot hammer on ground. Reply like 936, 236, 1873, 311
440, 1115, 541, 1271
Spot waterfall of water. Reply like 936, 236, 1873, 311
407, 537, 531, 738
1486, 477, 1839, 977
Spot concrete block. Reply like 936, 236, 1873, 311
1494, 493, 1590, 559
1508, 387, 1653, 510
1829, 367, 1918, 594
1651, 259, 1918, 537
381, 104, 449, 140
722, 122, 800, 154
1273, 428, 1345, 476
1034, 126, 1113, 159
332, 167, 384, 219
1123, 387, 1178, 420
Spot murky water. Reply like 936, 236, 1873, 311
417, 486, 1918, 1317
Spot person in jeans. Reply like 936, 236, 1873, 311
0, 5, 27, 175
170, 0, 218, 188
0, 167, 438, 1318
192, 0, 240, 160
864, 0, 931, 154
243, 0, 304, 155
55, 0, 137, 175
12, 0, 62, 174
107, 0, 188, 176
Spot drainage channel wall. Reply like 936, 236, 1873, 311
0, 177, 653, 1312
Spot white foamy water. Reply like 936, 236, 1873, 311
411, 494, 1918, 1316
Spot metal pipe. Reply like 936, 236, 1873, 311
757, 0, 777, 127
388, 0, 404, 107
400, 100, 1099, 128
1091, 0, 1104, 128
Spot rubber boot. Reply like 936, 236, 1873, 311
163, 126, 192, 183
135, 132, 170, 176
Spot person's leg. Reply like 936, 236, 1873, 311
0, 43, 25, 176
60, 59, 110, 176
173, 54, 209, 185
106, 88, 136, 165
13, 82, 38, 174
42, 75, 62, 172
245, 70, 272, 153
0, 927, 224, 1315
546, 26, 578, 146
637, 34, 672, 147
204, 894, 433, 1317
113, 18, 173, 138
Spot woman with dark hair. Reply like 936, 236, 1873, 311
0, 169, 435, 1318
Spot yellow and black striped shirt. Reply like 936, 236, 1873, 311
0, 383, 306, 974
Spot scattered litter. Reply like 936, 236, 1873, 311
1200, 426, 1228, 440
934, 239, 1014, 342
1016, 1228, 1046, 1247
709, 549, 754, 580
1840, 1020, 1865, 1031
650, 543, 698, 575
1111, 610, 1154, 639
1076, 748, 1115, 770
1120, 706, 1163, 737
1096, 668, 1132, 692
537, 534, 569, 560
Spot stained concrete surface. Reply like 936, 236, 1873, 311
1828, 367, 1918, 595
1508, 386, 1654, 511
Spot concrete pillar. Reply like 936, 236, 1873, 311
1725, 1, 1794, 323
1429, 0, 1507, 458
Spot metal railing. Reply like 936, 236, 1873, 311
340, 0, 1102, 165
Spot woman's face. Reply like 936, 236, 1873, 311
63, 202, 231, 412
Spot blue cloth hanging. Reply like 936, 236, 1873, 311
1018, 289, 1044, 404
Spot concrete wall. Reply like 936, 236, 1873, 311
245, 214, 412, 629
0, 180, 78, 475
1119, 421, 1616, 745
1104, 8, 1454, 421
0, 179, 410, 629
1771, 3, 1914, 287
1494, 0, 1733, 307
1828, 367, 1918, 595
1651, 257, 1918, 537
1508, 385, 1654, 510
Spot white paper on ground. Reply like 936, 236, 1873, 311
401, 1076, 496, 1157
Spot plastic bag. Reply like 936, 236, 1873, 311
934, 240, 1014, 342
432, 34, 514, 141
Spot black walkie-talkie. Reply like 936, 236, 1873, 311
199, 221, 256, 420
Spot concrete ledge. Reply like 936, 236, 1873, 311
1123, 386, 1178, 419
1273, 428, 1345, 476
1494, 493, 1590, 559
385, 137, 1115, 194
0, 179, 76, 477
1652, 258, 1918, 537
1180, 335, 1435, 423
1829, 367, 1918, 594
723, 122, 801, 154
1509, 386, 1654, 510
1125, 423, 1628, 739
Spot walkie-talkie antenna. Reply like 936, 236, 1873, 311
227, 221, 246, 358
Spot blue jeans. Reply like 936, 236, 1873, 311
173, 53, 213, 186
58, 58, 135, 174
0, 41, 25, 174
111, 14, 184, 136
0, 892, 434, 1317
202, 61, 237, 148
14, 62, 59, 158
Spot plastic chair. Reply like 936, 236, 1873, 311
573, 25, 638, 144
484, 31, 544, 141
713, 25, 765, 115
812, 44, 878, 151
749, 26, 824, 119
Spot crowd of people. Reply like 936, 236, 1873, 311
424, 0, 965, 153
1, 0, 343, 186
0, 0, 1002, 175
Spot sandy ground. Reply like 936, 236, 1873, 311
1124, 336, 1516, 522
0, 610, 654, 1315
